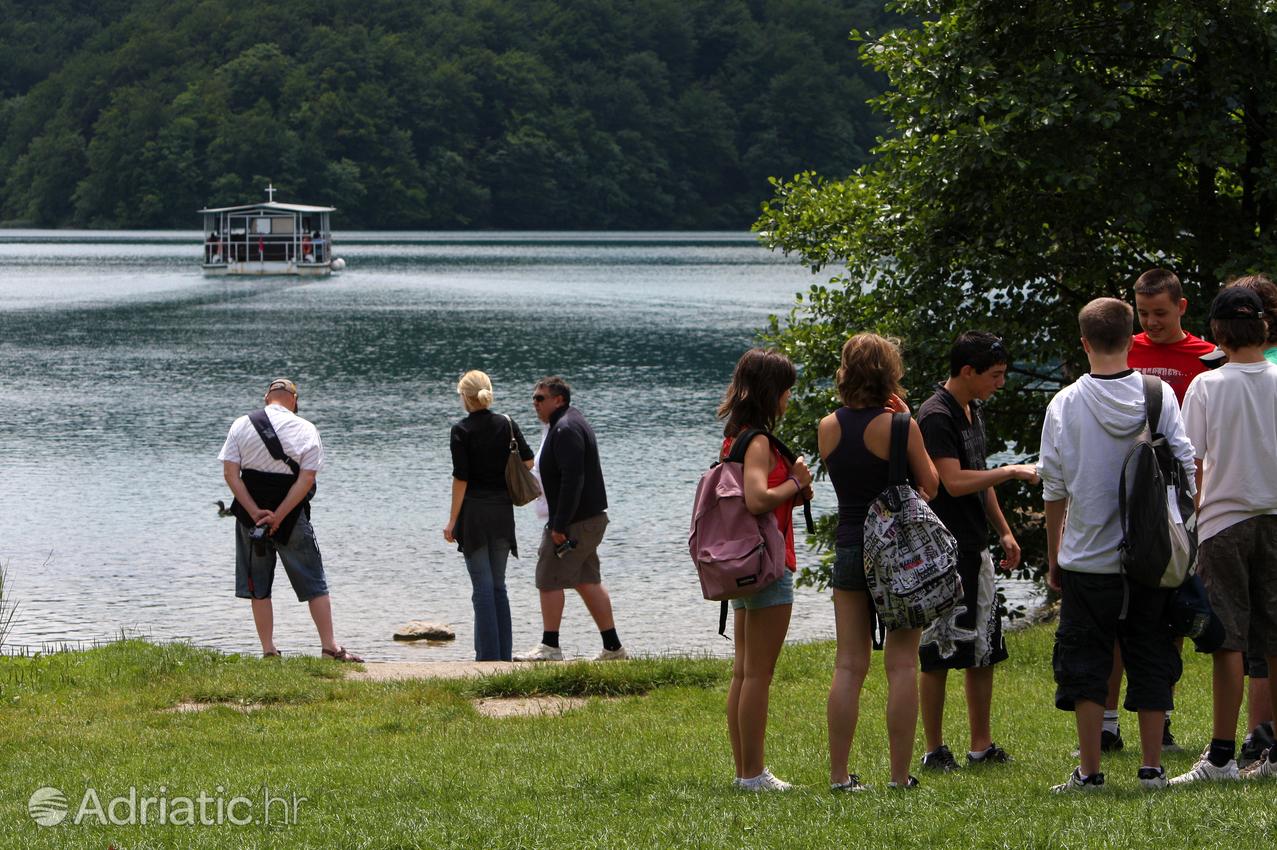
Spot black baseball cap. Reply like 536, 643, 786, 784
1209, 287, 1264, 320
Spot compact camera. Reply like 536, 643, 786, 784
554, 538, 577, 559
249, 524, 270, 542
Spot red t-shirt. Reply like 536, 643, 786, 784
722, 435, 797, 570
1128, 331, 1216, 404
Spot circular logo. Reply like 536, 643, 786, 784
28, 787, 68, 827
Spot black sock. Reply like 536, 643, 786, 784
541, 631, 560, 649
1208, 738, 1236, 768
601, 628, 621, 652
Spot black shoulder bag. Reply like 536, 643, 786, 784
228, 410, 317, 541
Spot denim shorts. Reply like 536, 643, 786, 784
731, 568, 795, 610
235, 514, 329, 602
830, 545, 868, 592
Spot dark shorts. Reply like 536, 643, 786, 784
920, 549, 1008, 671
1053, 570, 1181, 712
235, 514, 329, 602
830, 544, 868, 592
535, 513, 607, 591
1198, 515, 1277, 658
1247, 652, 1270, 679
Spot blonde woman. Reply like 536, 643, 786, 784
821, 334, 939, 790
444, 371, 534, 661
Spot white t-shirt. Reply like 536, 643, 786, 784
1182, 360, 1277, 542
218, 403, 325, 474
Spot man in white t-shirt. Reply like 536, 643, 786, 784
1173, 288, 1277, 783
218, 378, 362, 662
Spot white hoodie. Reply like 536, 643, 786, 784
1038, 372, 1196, 575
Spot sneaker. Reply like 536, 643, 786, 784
1050, 768, 1106, 793
968, 743, 1011, 765
1240, 723, 1276, 769
593, 646, 628, 661
737, 768, 792, 792
1137, 766, 1168, 789
513, 643, 563, 662
831, 774, 869, 793
1162, 717, 1183, 753
1169, 756, 1240, 785
1240, 750, 1277, 780
1072, 729, 1123, 758
886, 775, 919, 789
920, 744, 960, 772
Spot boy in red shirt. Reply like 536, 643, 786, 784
1128, 268, 1216, 403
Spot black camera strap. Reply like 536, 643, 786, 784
247, 409, 300, 475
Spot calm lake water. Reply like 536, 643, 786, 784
0, 231, 1037, 661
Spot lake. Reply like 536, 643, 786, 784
0, 231, 1038, 661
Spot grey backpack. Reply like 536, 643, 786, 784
862, 413, 962, 631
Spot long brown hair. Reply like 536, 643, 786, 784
836, 333, 904, 408
717, 348, 796, 437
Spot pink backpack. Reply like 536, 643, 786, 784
689, 429, 790, 635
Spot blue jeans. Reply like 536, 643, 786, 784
464, 539, 513, 661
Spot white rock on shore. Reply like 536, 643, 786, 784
393, 621, 456, 641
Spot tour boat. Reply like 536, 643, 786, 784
199, 185, 346, 276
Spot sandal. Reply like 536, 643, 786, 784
322, 645, 364, 663
262, 650, 282, 659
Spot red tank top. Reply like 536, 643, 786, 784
721, 434, 797, 570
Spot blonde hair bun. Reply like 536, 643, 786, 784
457, 370, 494, 410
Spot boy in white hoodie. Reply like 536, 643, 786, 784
1039, 297, 1196, 792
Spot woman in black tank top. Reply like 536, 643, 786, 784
819, 334, 939, 791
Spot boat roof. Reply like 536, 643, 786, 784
199, 201, 336, 214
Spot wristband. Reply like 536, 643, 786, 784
785, 475, 802, 496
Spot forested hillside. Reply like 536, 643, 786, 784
0, 0, 895, 229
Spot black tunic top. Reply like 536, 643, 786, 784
449, 409, 534, 555
917, 385, 990, 551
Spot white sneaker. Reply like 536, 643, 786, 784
1050, 768, 1105, 793
1169, 756, 1240, 785
593, 646, 628, 661
513, 643, 563, 662
737, 768, 792, 792
1137, 767, 1168, 789
1241, 750, 1277, 780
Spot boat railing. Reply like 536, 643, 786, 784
204, 232, 332, 265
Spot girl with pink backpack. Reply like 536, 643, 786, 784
717, 348, 813, 792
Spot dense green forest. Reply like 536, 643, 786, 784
0, 0, 895, 229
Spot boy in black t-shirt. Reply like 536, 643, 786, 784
916, 332, 1040, 771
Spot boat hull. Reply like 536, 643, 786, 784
202, 261, 332, 277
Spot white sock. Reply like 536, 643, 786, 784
1103, 710, 1120, 736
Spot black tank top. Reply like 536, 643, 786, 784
824, 406, 891, 547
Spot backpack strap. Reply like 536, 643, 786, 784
725, 428, 816, 535
247, 409, 300, 475
887, 412, 911, 487
1141, 373, 1164, 438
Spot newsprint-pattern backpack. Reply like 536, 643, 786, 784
862, 413, 962, 632
689, 429, 813, 636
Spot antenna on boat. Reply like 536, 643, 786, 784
265, 183, 277, 203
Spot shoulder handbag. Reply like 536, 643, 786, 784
503, 414, 542, 507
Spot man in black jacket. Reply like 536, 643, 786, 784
515, 376, 627, 661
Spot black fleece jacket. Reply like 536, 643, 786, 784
540, 405, 608, 533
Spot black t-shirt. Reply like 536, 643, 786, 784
917, 386, 989, 551
450, 409, 534, 496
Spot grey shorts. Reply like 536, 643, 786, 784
235, 514, 329, 602
830, 544, 867, 592
536, 513, 608, 590
731, 568, 795, 610
1199, 515, 1277, 657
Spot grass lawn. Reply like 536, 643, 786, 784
0, 626, 1274, 849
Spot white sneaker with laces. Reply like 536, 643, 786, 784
513, 643, 564, 662
593, 646, 628, 661
1169, 756, 1239, 785
737, 768, 792, 792
1241, 751, 1277, 780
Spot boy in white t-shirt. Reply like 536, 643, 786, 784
1173, 287, 1277, 783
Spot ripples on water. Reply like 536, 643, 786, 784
0, 232, 1039, 660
